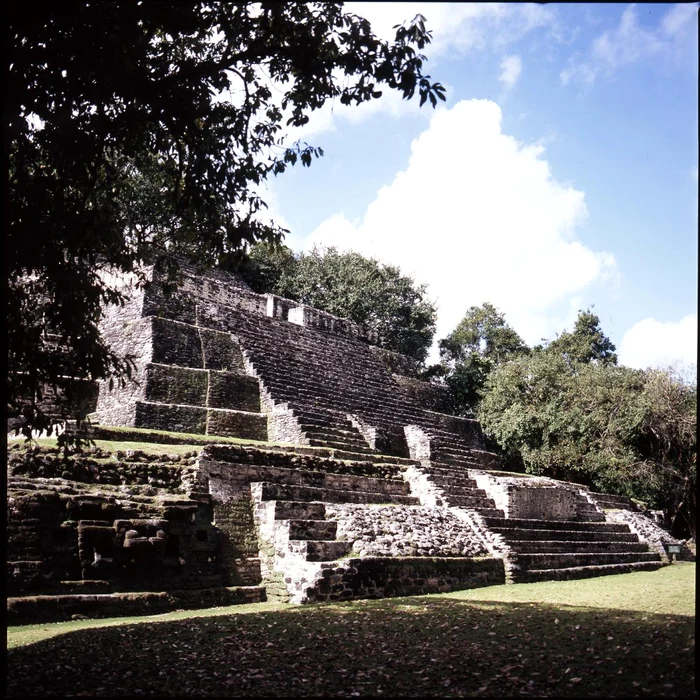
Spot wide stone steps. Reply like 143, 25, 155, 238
431, 445, 501, 463
253, 357, 395, 387
291, 414, 356, 431
202, 443, 414, 473
254, 482, 420, 506
514, 560, 664, 583
266, 377, 451, 434
420, 464, 474, 478
265, 380, 400, 409
508, 540, 652, 554
307, 438, 376, 454
435, 484, 489, 499
430, 451, 492, 469
217, 462, 412, 496
492, 527, 640, 543
512, 551, 661, 570
304, 428, 373, 446
484, 517, 632, 533
484, 512, 662, 582
301, 425, 368, 441
262, 468, 411, 496
426, 474, 484, 491
446, 494, 503, 510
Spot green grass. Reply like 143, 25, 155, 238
449, 562, 695, 615
6, 564, 695, 697
8, 427, 307, 457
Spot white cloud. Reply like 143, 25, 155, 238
301, 99, 617, 354
347, 2, 556, 57
499, 55, 522, 90
662, 3, 698, 36
618, 314, 698, 371
277, 3, 558, 141
561, 3, 698, 85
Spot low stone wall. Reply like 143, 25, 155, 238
304, 556, 506, 602
200, 444, 405, 480
325, 504, 488, 558
469, 471, 601, 521
7, 586, 265, 625
8, 445, 195, 489
288, 304, 380, 345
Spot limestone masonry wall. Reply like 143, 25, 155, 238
7, 259, 676, 622
324, 504, 488, 558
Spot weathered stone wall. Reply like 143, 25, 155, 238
288, 304, 380, 345
369, 346, 419, 378
7, 444, 232, 598
468, 471, 604, 522
393, 375, 453, 413
97, 313, 268, 441
303, 556, 506, 603
605, 509, 687, 562
324, 504, 488, 558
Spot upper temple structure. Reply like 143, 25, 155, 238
7, 259, 686, 623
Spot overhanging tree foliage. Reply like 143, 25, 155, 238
236, 243, 437, 363
7, 2, 446, 437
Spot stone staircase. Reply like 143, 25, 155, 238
200, 305, 484, 460
250, 461, 425, 602
288, 406, 379, 455
413, 462, 505, 517
401, 455, 665, 584
484, 516, 664, 582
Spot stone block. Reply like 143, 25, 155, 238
206, 409, 267, 440
200, 329, 245, 371
143, 285, 197, 325
207, 372, 261, 412
134, 401, 207, 434
144, 364, 208, 407
150, 317, 203, 368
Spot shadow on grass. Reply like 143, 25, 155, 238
7, 597, 695, 697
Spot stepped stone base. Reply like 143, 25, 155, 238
514, 560, 664, 584
303, 556, 506, 603
134, 401, 267, 440
7, 586, 266, 625
11, 261, 686, 619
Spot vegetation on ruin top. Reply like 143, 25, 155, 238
6, 564, 695, 697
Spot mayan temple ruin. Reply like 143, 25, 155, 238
7, 260, 686, 623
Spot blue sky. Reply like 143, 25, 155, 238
260, 3, 697, 372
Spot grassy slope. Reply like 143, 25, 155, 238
6, 564, 695, 698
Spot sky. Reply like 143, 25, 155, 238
260, 2, 698, 372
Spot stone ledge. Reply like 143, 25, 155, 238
7, 586, 267, 625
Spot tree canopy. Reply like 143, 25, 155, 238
7, 2, 446, 437
478, 350, 696, 539
236, 243, 437, 362
436, 303, 529, 415
544, 308, 618, 366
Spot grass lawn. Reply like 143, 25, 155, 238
6, 563, 695, 697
